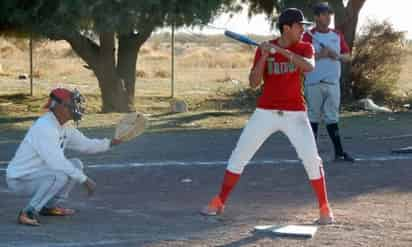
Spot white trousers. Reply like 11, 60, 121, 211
305, 82, 340, 124
227, 108, 323, 180
7, 158, 84, 212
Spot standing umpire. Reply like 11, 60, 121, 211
303, 2, 354, 162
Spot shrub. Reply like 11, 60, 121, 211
136, 69, 148, 78
351, 20, 406, 102
154, 69, 170, 78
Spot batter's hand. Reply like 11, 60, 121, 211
83, 177, 96, 196
259, 42, 276, 57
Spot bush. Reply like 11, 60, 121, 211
351, 20, 406, 102
154, 69, 170, 78
136, 70, 148, 78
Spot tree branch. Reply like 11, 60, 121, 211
63, 32, 100, 71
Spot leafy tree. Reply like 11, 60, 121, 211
2, 0, 236, 112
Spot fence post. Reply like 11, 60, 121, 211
29, 34, 33, 96
171, 22, 175, 98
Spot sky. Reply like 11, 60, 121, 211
178, 1, 412, 39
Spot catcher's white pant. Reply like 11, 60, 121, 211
227, 108, 323, 180
7, 159, 83, 212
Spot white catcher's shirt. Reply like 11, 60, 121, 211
7, 112, 111, 183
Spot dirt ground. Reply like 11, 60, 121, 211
1, 111, 412, 246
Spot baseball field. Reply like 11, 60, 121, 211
1, 35, 412, 246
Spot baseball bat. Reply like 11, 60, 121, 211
224, 30, 280, 54
225, 29, 325, 49
224, 30, 259, 47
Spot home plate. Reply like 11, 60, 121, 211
254, 225, 318, 238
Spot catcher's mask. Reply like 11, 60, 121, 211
47, 88, 85, 123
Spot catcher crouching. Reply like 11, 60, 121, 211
6, 88, 122, 226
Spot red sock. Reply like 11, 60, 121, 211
310, 175, 330, 212
218, 170, 241, 204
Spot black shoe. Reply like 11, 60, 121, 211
335, 152, 355, 162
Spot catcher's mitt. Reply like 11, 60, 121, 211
114, 112, 147, 142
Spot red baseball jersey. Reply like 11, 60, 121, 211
252, 38, 314, 111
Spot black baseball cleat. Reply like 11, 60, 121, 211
335, 152, 355, 162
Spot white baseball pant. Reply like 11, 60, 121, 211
305, 82, 340, 124
227, 108, 323, 180
7, 158, 84, 212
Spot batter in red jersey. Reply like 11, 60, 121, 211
201, 8, 334, 224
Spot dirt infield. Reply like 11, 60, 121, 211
1, 112, 412, 246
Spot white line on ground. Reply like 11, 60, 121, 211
367, 134, 412, 140
9, 239, 140, 247
0, 154, 412, 172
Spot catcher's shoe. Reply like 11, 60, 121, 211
335, 152, 355, 162
39, 207, 76, 216
315, 206, 335, 225
200, 196, 225, 216
18, 210, 40, 226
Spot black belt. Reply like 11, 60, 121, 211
319, 80, 335, 85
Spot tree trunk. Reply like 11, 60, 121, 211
116, 27, 154, 111
94, 32, 130, 112
64, 32, 130, 112
117, 34, 139, 111
335, 0, 366, 50
64, 26, 154, 112
335, 0, 367, 102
